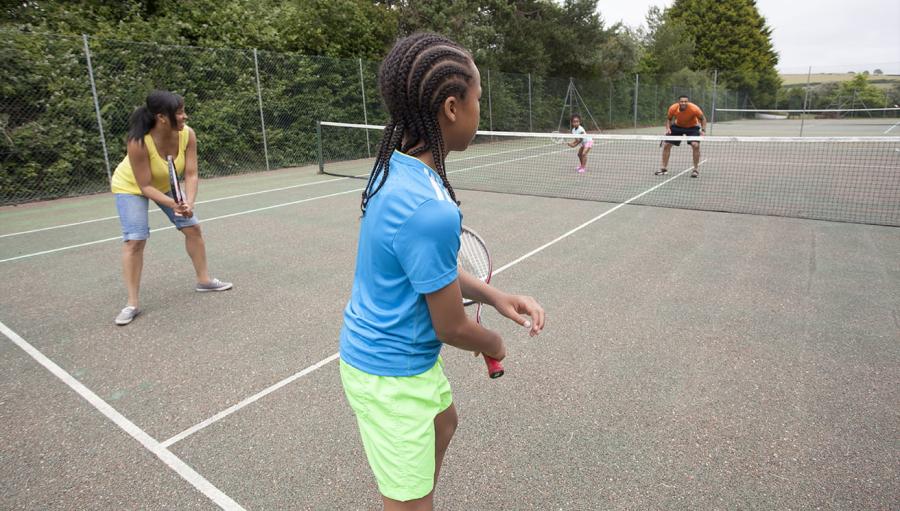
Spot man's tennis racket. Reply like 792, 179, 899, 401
458, 226, 504, 379
166, 155, 185, 216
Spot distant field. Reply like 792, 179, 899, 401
781, 73, 900, 86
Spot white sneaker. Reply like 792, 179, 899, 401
115, 306, 140, 326
196, 278, 233, 292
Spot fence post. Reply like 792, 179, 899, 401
528, 73, 533, 132
82, 34, 111, 182
358, 58, 371, 157
654, 83, 659, 125
487, 68, 494, 132
633, 73, 639, 129
253, 49, 270, 171
710, 69, 718, 134
800, 66, 812, 137
608, 79, 612, 125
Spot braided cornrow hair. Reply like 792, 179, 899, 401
360, 33, 475, 214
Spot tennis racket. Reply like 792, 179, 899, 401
166, 155, 185, 216
458, 226, 504, 379
551, 133, 566, 145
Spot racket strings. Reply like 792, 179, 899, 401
459, 233, 490, 281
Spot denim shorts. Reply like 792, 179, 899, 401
115, 192, 200, 241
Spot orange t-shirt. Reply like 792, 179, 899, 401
667, 102, 704, 128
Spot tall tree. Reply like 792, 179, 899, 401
666, 0, 781, 106
637, 6, 695, 77
383, 0, 621, 79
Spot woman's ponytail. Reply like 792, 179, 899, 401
125, 90, 184, 143
126, 106, 155, 143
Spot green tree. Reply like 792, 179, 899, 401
384, 0, 620, 80
637, 6, 695, 76
827, 73, 887, 109
4, 0, 398, 59
666, 0, 781, 106
886, 83, 900, 107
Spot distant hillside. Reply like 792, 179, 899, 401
781, 73, 900, 88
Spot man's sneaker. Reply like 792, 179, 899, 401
196, 278, 233, 292
654, 168, 668, 176
115, 306, 140, 326
691, 169, 699, 178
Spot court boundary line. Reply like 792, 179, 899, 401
0, 176, 350, 239
159, 161, 702, 447
0, 146, 578, 264
0, 320, 245, 511
1, 142, 558, 239
0, 187, 365, 264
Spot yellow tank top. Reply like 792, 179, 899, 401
110, 127, 190, 195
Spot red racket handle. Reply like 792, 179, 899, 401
484, 355, 504, 379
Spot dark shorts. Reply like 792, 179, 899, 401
666, 125, 701, 146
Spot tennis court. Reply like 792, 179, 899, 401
1, 135, 898, 509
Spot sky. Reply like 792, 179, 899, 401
595, 0, 900, 74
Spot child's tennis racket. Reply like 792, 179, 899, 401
458, 226, 504, 379
166, 155, 185, 216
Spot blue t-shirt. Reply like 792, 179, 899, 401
339, 150, 462, 376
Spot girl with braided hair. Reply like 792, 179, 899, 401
339, 33, 544, 509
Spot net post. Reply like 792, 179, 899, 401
316, 121, 324, 174
253, 48, 270, 171
82, 34, 112, 182
358, 58, 371, 157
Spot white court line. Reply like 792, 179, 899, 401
494, 162, 703, 275
0, 320, 245, 511
161, 161, 701, 447
161, 354, 340, 447
885, 121, 900, 134
3, 142, 559, 239
0, 148, 574, 264
0, 187, 365, 264
1, 177, 349, 239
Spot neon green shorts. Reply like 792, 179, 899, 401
339, 357, 453, 501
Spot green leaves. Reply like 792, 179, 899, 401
666, 0, 781, 105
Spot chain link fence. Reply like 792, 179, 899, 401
1, 30, 743, 205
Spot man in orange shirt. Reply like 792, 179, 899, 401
656, 95, 707, 178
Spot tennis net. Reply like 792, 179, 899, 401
317, 121, 900, 226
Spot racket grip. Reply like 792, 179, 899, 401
484, 355, 504, 379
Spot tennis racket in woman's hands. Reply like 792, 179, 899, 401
166, 155, 187, 217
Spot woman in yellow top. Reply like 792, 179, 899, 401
111, 90, 231, 326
